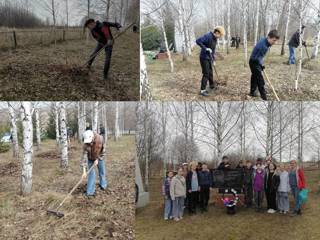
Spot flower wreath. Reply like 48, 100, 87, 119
221, 188, 239, 208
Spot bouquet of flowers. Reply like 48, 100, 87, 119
221, 189, 239, 215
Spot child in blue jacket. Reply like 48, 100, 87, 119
162, 170, 174, 220
249, 29, 280, 100
196, 26, 225, 97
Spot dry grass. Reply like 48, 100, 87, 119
135, 169, 320, 240
147, 45, 320, 101
0, 136, 136, 240
0, 31, 139, 101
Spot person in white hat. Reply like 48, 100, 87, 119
81, 130, 107, 198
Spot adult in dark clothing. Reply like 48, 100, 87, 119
196, 26, 225, 97
217, 156, 231, 170
198, 163, 213, 212
236, 160, 245, 169
236, 36, 241, 49
231, 37, 236, 47
243, 160, 254, 207
186, 162, 200, 214
264, 162, 280, 213
288, 26, 306, 65
249, 29, 280, 100
84, 19, 122, 79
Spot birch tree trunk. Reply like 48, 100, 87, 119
35, 109, 41, 150
20, 102, 33, 195
295, 1, 303, 90
254, 0, 260, 45
54, 102, 60, 145
78, 102, 86, 142
140, 42, 151, 100
161, 102, 167, 176
216, 102, 223, 160
227, 0, 231, 54
311, 29, 320, 59
8, 103, 19, 158
160, 10, 174, 72
297, 102, 304, 164
59, 102, 68, 168
243, 0, 248, 67
92, 102, 99, 133
281, 0, 292, 55
114, 102, 120, 141
144, 100, 149, 191
103, 104, 108, 149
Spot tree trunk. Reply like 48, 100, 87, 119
160, 12, 174, 72
103, 104, 108, 149
8, 103, 19, 158
140, 42, 151, 100
295, 1, 303, 90
227, 0, 231, 54
311, 29, 320, 59
92, 102, 99, 133
78, 102, 86, 142
59, 102, 68, 168
54, 102, 60, 145
281, 0, 292, 56
216, 102, 223, 160
243, 0, 248, 67
35, 109, 41, 150
114, 102, 120, 141
144, 101, 149, 191
254, 0, 260, 45
20, 102, 33, 195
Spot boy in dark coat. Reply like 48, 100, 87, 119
217, 156, 231, 170
198, 163, 213, 212
84, 19, 122, 79
248, 29, 280, 100
288, 26, 306, 65
196, 26, 225, 97
243, 160, 254, 207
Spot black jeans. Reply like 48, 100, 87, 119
199, 186, 210, 210
88, 43, 113, 78
265, 189, 277, 210
200, 58, 215, 90
244, 185, 253, 207
188, 191, 199, 213
249, 59, 267, 100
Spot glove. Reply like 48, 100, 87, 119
260, 65, 265, 70
206, 48, 212, 54
116, 23, 122, 30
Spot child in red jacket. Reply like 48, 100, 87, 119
289, 160, 306, 216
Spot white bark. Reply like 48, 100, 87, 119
160, 11, 174, 72
295, 0, 303, 90
227, 0, 231, 54
311, 29, 320, 59
92, 102, 99, 133
243, 0, 248, 66
8, 103, 19, 158
59, 102, 68, 168
54, 102, 60, 145
20, 102, 33, 195
103, 104, 108, 148
78, 102, 86, 142
254, 0, 260, 45
140, 43, 151, 101
281, 0, 292, 55
114, 102, 120, 141
35, 109, 41, 150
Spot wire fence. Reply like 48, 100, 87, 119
0, 27, 85, 49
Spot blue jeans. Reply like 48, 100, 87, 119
289, 46, 295, 64
291, 186, 301, 211
164, 197, 173, 219
87, 159, 107, 196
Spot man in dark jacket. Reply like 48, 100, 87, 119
288, 26, 306, 65
243, 160, 254, 207
249, 29, 280, 100
196, 26, 225, 97
186, 162, 200, 214
198, 163, 213, 212
84, 19, 122, 79
217, 156, 231, 170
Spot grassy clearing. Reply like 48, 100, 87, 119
0, 136, 135, 240
135, 169, 320, 240
147, 45, 320, 101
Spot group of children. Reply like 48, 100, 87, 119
162, 156, 307, 222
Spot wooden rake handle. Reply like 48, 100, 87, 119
262, 70, 280, 101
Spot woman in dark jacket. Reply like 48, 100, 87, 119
264, 162, 280, 213
186, 162, 200, 214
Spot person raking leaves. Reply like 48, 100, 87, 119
248, 29, 280, 101
81, 130, 107, 198
84, 18, 122, 80
196, 26, 225, 97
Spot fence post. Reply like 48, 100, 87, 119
12, 31, 17, 48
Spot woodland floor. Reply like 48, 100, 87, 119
147, 45, 320, 101
0, 136, 136, 240
135, 169, 320, 240
0, 31, 139, 101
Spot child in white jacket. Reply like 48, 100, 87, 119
277, 163, 290, 214
170, 167, 186, 221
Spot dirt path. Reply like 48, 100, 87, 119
147, 45, 320, 101
136, 170, 320, 240
0, 136, 135, 240
0, 31, 139, 101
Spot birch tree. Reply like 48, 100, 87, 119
281, 0, 292, 55
226, 0, 231, 54
295, 0, 304, 90
114, 102, 120, 141
92, 102, 99, 133
54, 102, 60, 145
59, 102, 68, 168
242, 0, 248, 66
20, 102, 33, 195
254, 0, 260, 45
311, 5, 320, 59
140, 42, 152, 100
8, 103, 19, 158
35, 108, 41, 150
78, 102, 86, 142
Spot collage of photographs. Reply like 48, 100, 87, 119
0, 0, 319, 240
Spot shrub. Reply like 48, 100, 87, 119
0, 142, 10, 153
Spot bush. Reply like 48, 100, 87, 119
0, 142, 10, 153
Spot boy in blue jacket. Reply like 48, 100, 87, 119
196, 26, 225, 97
198, 163, 213, 212
249, 29, 280, 100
